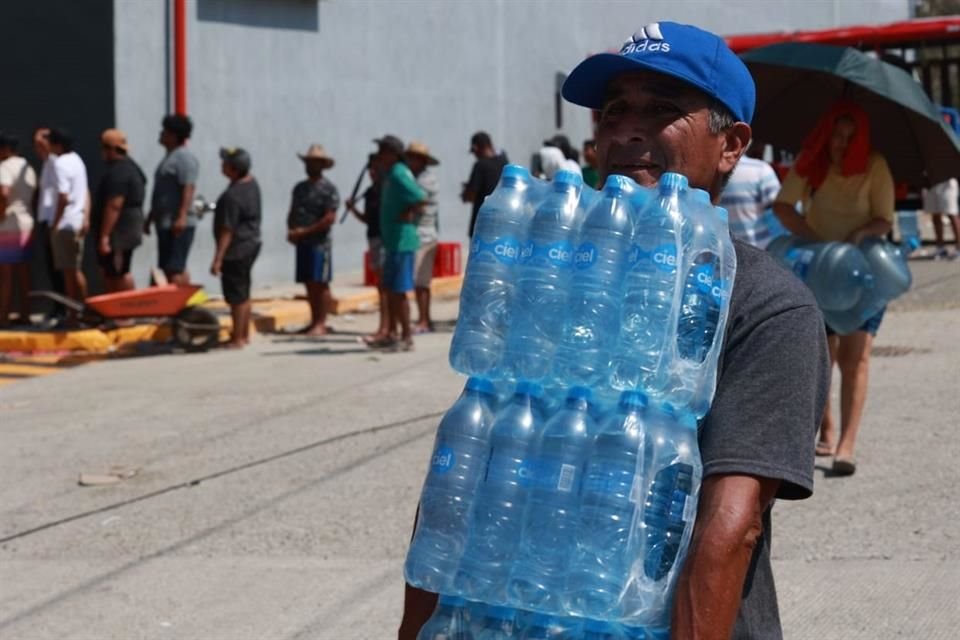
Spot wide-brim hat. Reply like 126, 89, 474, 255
404, 141, 439, 166
297, 143, 335, 168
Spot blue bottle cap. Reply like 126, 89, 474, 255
438, 594, 466, 606
659, 172, 689, 192
554, 169, 583, 189
501, 164, 530, 181
515, 381, 543, 398
716, 206, 729, 222
691, 188, 711, 205
619, 390, 648, 409
656, 401, 677, 418
486, 605, 514, 620
567, 385, 592, 401
465, 376, 495, 395
603, 173, 632, 194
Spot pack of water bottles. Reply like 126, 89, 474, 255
405, 165, 737, 637
767, 234, 914, 335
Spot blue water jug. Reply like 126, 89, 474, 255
504, 170, 583, 382
767, 235, 874, 311
508, 386, 595, 613
455, 382, 543, 603
554, 174, 636, 388
451, 165, 533, 377
564, 390, 648, 619
417, 595, 474, 640
406, 377, 497, 592
611, 173, 686, 392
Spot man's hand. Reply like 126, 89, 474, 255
98, 235, 111, 256
172, 215, 188, 237
210, 258, 222, 277
287, 227, 304, 244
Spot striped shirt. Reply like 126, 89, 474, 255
719, 157, 782, 249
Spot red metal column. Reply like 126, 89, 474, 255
174, 0, 187, 114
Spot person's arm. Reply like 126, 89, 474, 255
54, 193, 68, 228
0, 185, 9, 216
211, 226, 232, 276
671, 474, 780, 639
772, 167, 819, 240
346, 197, 368, 224
98, 194, 124, 256
461, 163, 481, 203
847, 155, 895, 245
289, 208, 336, 241
173, 182, 195, 236
81, 189, 92, 235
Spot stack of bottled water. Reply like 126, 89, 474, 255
407, 165, 737, 638
767, 234, 914, 335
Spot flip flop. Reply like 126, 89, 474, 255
832, 457, 857, 476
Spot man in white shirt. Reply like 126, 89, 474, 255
33, 127, 67, 319
47, 128, 90, 322
0, 132, 37, 326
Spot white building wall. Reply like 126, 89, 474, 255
115, 0, 910, 291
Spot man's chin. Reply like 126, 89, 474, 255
605, 167, 662, 188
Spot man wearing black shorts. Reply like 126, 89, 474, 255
96, 128, 146, 293
211, 148, 261, 349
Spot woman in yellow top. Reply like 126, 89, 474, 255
773, 101, 894, 477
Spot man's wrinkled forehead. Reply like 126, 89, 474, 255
602, 70, 711, 108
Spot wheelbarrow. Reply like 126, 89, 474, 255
30, 284, 222, 351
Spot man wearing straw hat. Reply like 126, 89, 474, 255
287, 143, 339, 337
403, 141, 440, 334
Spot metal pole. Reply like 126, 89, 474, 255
174, 0, 187, 115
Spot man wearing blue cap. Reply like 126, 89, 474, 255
399, 22, 829, 640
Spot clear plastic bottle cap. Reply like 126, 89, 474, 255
501, 164, 531, 181
554, 169, 583, 189
659, 171, 689, 192
603, 173, 632, 194
465, 376, 495, 395
619, 390, 648, 409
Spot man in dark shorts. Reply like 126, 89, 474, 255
287, 144, 339, 337
211, 147, 260, 349
400, 22, 830, 640
461, 131, 508, 237
95, 128, 146, 293
146, 114, 199, 286
346, 153, 389, 344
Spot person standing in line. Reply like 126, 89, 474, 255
33, 127, 66, 321
404, 141, 440, 334
921, 177, 959, 259
346, 153, 390, 345
542, 133, 583, 177
146, 114, 199, 286
581, 138, 601, 188
461, 131, 508, 237
287, 144, 339, 337
718, 150, 783, 249
0, 132, 37, 327
48, 128, 90, 326
211, 148, 261, 349
95, 128, 147, 293
374, 134, 426, 352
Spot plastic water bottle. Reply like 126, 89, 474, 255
406, 377, 497, 592
896, 210, 921, 252
451, 165, 532, 377
583, 619, 627, 640
555, 175, 635, 388
766, 235, 874, 311
476, 606, 518, 640
676, 191, 722, 365
518, 613, 561, 639
611, 173, 686, 392
455, 382, 543, 603
625, 405, 700, 624
508, 386, 595, 613
503, 170, 583, 382
564, 391, 648, 619
417, 595, 474, 640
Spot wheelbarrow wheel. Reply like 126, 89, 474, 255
172, 307, 220, 351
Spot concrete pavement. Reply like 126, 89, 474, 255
0, 262, 958, 639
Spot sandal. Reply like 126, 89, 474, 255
832, 457, 857, 476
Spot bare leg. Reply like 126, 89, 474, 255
393, 291, 412, 342
0, 265, 11, 327
414, 287, 431, 331
229, 301, 252, 347
817, 334, 840, 454
949, 215, 960, 251
15, 263, 31, 322
932, 213, 945, 249
305, 282, 329, 336
834, 331, 873, 461
168, 271, 191, 286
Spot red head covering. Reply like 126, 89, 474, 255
793, 100, 872, 190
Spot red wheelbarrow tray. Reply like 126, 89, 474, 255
84, 284, 203, 319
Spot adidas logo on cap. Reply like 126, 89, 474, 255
621, 22, 671, 54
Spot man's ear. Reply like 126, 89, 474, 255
718, 122, 752, 175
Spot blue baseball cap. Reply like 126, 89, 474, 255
562, 21, 756, 124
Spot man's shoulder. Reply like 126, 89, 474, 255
730, 240, 819, 318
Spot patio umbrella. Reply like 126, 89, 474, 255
741, 42, 960, 187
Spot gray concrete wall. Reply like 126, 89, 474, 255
115, 0, 910, 292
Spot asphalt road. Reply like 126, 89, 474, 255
1, 260, 958, 639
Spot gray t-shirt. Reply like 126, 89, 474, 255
416, 168, 439, 245
151, 146, 199, 228
700, 240, 829, 639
